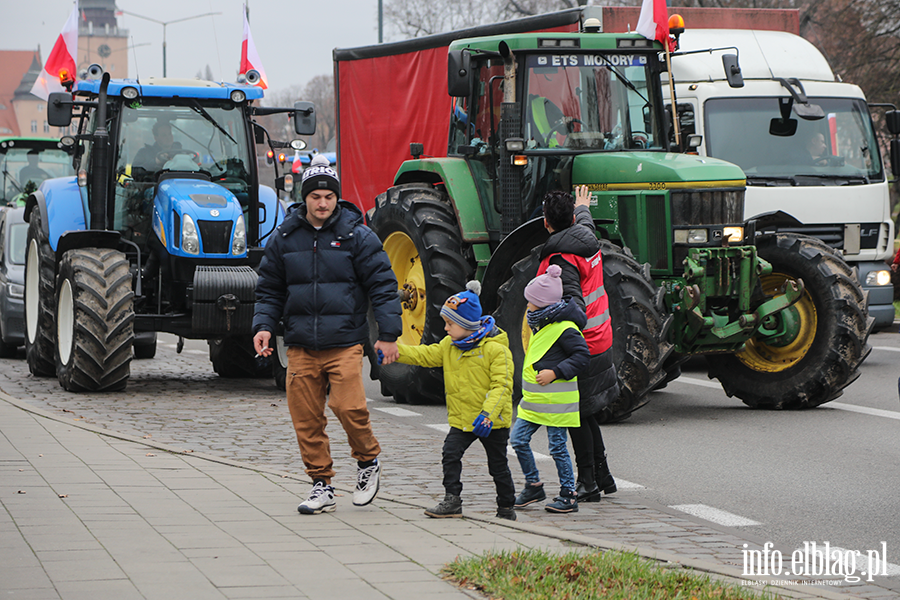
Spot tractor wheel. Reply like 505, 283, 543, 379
706, 233, 872, 408
25, 206, 57, 377
273, 334, 287, 391
493, 241, 673, 423
369, 183, 472, 404
55, 248, 135, 392
209, 335, 271, 378
133, 332, 157, 359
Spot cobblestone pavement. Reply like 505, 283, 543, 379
1, 340, 896, 599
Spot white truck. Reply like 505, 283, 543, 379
667, 28, 897, 328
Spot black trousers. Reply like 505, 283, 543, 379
441, 427, 516, 508
568, 411, 606, 471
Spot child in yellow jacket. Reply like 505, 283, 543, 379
388, 281, 516, 521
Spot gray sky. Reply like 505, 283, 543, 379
0, 0, 382, 95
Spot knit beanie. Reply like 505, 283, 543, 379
301, 154, 340, 200
524, 264, 563, 307
440, 281, 483, 331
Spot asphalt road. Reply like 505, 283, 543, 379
364, 328, 900, 569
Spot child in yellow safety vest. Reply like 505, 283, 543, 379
392, 281, 517, 521
510, 264, 590, 513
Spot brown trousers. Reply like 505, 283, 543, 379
286, 344, 380, 484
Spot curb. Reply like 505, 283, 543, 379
0, 391, 862, 600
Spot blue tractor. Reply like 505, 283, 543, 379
24, 69, 315, 391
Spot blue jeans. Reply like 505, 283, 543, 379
510, 417, 575, 492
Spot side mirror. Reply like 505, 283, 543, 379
722, 54, 743, 88
448, 50, 472, 97
769, 118, 798, 137
293, 101, 316, 136
891, 138, 900, 178
47, 92, 73, 127
886, 110, 900, 136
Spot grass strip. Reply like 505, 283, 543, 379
443, 548, 784, 599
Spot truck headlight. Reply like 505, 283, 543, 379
182, 214, 200, 255
232, 215, 247, 255
8, 283, 24, 299
865, 269, 891, 286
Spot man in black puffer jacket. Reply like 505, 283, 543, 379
253, 155, 401, 515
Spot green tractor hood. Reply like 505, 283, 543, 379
572, 151, 746, 191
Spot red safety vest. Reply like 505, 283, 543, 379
538, 250, 612, 355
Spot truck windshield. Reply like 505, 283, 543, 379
524, 53, 662, 151
705, 97, 883, 181
115, 100, 252, 191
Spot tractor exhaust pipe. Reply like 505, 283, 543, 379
498, 41, 522, 237
90, 73, 111, 230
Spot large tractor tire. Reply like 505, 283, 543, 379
706, 233, 872, 408
493, 241, 673, 423
24, 206, 57, 377
55, 248, 135, 392
369, 183, 472, 404
209, 335, 272, 378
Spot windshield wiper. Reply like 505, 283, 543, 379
746, 175, 798, 186
602, 60, 649, 104
190, 100, 236, 145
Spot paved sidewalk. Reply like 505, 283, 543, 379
1, 393, 883, 600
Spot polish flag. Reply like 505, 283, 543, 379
31, 3, 79, 100
636, 0, 675, 52
239, 6, 268, 89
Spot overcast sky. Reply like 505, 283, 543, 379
0, 0, 382, 95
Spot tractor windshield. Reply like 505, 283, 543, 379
0, 147, 73, 204
524, 53, 663, 151
115, 100, 252, 190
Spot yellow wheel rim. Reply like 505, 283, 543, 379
736, 272, 817, 373
383, 231, 427, 346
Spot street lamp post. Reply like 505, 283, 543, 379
119, 10, 221, 77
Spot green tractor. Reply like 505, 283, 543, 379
355, 25, 871, 420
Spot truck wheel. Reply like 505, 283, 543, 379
24, 207, 57, 377
55, 248, 135, 392
209, 336, 271, 378
493, 241, 673, 423
707, 233, 872, 408
369, 184, 472, 404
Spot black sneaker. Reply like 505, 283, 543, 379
514, 482, 547, 508
496, 506, 517, 521
545, 489, 578, 514
424, 494, 463, 518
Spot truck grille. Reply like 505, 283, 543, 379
197, 220, 232, 255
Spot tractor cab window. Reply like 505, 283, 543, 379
524, 53, 662, 151
0, 147, 73, 205
114, 100, 252, 244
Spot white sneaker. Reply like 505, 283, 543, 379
298, 481, 336, 514
352, 460, 381, 506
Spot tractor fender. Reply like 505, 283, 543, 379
394, 158, 489, 243
480, 217, 548, 314
257, 184, 284, 246
25, 177, 86, 251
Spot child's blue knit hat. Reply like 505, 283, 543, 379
440, 281, 483, 330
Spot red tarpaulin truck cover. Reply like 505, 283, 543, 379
332, 7, 798, 213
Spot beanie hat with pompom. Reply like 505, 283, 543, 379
440, 281, 483, 330
524, 264, 564, 308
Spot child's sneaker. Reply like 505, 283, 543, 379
496, 506, 517, 521
298, 481, 336, 514
424, 494, 463, 518
545, 488, 578, 514
514, 482, 547, 508
352, 459, 381, 506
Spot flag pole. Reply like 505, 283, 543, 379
664, 42, 680, 149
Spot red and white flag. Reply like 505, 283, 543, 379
636, 0, 675, 52
239, 5, 268, 89
31, 3, 79, 100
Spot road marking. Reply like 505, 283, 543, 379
873, 346, 900, 353
673, 376, 722, 389
425, 424, 450, 433
676, 377, 900, 421
372, 406, 421, 417
669, 504, 760, 527
828, 403, 900, 421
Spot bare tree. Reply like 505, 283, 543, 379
300, 75, 336, 151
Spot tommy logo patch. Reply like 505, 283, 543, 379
330, 241, 341, 247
